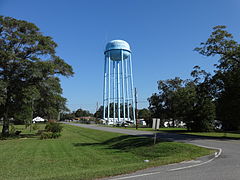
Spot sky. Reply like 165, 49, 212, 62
1, 0, 240, 113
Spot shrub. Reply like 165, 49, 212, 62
37, 130, 45, 135
32, 123, 40, 130
45, 122, 63, 133
40, 122, 63, 139
40, 132, 61, 139
52, 132, 61, 139
10, 125, 16, 135
40, 132, 53, 139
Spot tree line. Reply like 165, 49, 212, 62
148, 26, 240, 131
61, 108, 93, 120
0, 16, 74, 136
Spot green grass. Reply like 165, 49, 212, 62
0, 124, 214, 180
0, 124, 46, 139
96, 124, 240, 139
183, 131, 240, 139
97, 124, 187, 132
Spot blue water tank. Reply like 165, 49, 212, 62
105, 40, 131, 61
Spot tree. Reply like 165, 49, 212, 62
94, 106, 103, 119
172, 81, 196, 129
61, 112, 75, 121
0, 16, 74, 136
148, 77, 184, 127
75, 108, 92, 117
34, 77, 69, 120
195, 25, 240, 130
0, 80, 6, 105
138, 108, 151, 119
13, 85, 40, 125
148, 93, 163, 118
148, 73, 215, 131
189, 66, 216, 131
138, 108, 152, 126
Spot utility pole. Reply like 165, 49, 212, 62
135, 88, 138, 130
96, 101, 99, 112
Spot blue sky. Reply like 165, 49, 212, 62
1, 0, 240, 112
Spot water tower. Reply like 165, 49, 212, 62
103, 40, 136, 125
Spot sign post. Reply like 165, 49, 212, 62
152, 118, 160, 144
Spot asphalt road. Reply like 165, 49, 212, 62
64, 122, 240, 180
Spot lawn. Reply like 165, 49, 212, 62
99, 124, 189, 133
0, 124, 213, 180
96, 124, 185, 132
96, 124, 240, 139
183, 131, 240, 139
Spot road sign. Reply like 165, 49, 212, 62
152, 118, 160, 144
152, 118, 160, 130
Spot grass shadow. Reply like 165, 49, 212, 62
19, 133, 39, 138
156, 129, 240, 140
158, 129, 188, 133
180, 133, 240, 140
0, 132, 39, 140
73, 135, 167, 151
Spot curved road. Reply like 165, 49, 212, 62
64, 122, 240, 180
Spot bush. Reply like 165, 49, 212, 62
40, 132, 61, 139
40, 122, 63, 139
45, 122, 63, 133
52, 132, 61, 139
10, 124, 16, 135
37, 130, 45, 135
32, 123, 40, 130
40, 132, 53, 139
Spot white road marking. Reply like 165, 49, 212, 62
111, 171, 162, 180
168, 144, 222, 171
180, 160, 202, 164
